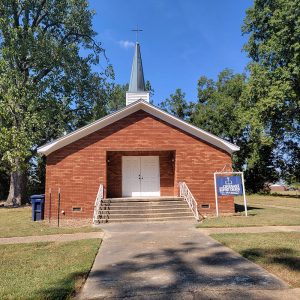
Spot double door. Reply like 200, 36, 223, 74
122, 156, 160, 197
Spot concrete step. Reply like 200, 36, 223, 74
100, 202, 189, 208
99, 212, 194, 219
103, 197, 184, 203
95, 197, 195, 224
98, 208, 192, 214
100, 201, 186, 207
96, 215, 195, 223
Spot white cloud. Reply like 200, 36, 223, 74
118, 40, 135, 49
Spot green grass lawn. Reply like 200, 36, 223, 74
271, 190, 300, 197
0, 239, 100, 299
242, 193, 300, 209
212, 232, 300, 287
198, 194, 300, 228
0, 206, 101, 238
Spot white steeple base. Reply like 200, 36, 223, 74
126, 91, 150, 106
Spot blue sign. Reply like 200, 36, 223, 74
216, 176, 243, 196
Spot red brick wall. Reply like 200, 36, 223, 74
45, 110, 234, 220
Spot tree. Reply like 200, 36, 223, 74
192, 70, 248, 168
145, 80, 155, 104
106, 80, 154, 113
242, 0, 300, 186
191, 69, 279, 192
0, 0, 110, 205
159, 88, 191, 120
106, 83, 128, 113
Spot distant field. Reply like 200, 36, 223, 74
271, 190, 300, 196
198, 194, 300, 228
239, 193, 300, 208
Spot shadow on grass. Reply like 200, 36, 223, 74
235, 203, 263, 213
241, 248, 300, 271
33, 271, 88, 300
0, 204, 28, 209
268, 193, 300, 199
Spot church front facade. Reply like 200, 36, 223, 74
38, 43, 239, 222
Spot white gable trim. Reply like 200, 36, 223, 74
37, 100, 240, 156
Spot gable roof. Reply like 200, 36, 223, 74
37, 100, 240, 156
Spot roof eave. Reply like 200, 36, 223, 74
37, 100, 240, 156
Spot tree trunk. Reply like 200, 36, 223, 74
5, 169, 26, 206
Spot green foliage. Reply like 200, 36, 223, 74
145, 80, 155, 104
190, 69, 278, 191
159, 88, 191, 120
189, 0, 300, 191
242, 0, 300, 184
106, 83, 128, 113
193, 69, 246, 143
0, 0, 111, 201
106, 80, 154, 113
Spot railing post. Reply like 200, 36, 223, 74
179, 182, 200, 221
93, 184, 104, 225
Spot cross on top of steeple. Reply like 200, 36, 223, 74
131, 25, 143, 43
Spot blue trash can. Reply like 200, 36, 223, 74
31, 195, 45, 221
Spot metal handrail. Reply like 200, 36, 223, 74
179, 182, 200, 221
93, 184, 104, 224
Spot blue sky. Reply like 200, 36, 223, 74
89, 0, 253, 105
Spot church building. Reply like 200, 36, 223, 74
38, 42, 239, 224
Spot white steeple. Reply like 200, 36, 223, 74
126, 42, 149, 105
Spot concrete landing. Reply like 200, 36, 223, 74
78, 221, 297, 300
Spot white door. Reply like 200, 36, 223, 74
140, 156, 160, 196
122, 156, 141, 197
122, 156, 160, 197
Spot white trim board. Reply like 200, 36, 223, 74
37, 100, 240, 156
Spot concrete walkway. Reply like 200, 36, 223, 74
0, 231, 103, 245
78, 221, 300, 300
199, 225, 300, 235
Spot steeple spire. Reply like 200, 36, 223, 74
128, 42, 145, 92
126, 40, 149, 105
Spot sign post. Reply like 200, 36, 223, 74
214, 171, 247, 217
214, 173, 219, 217
241, 172, 247, 216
